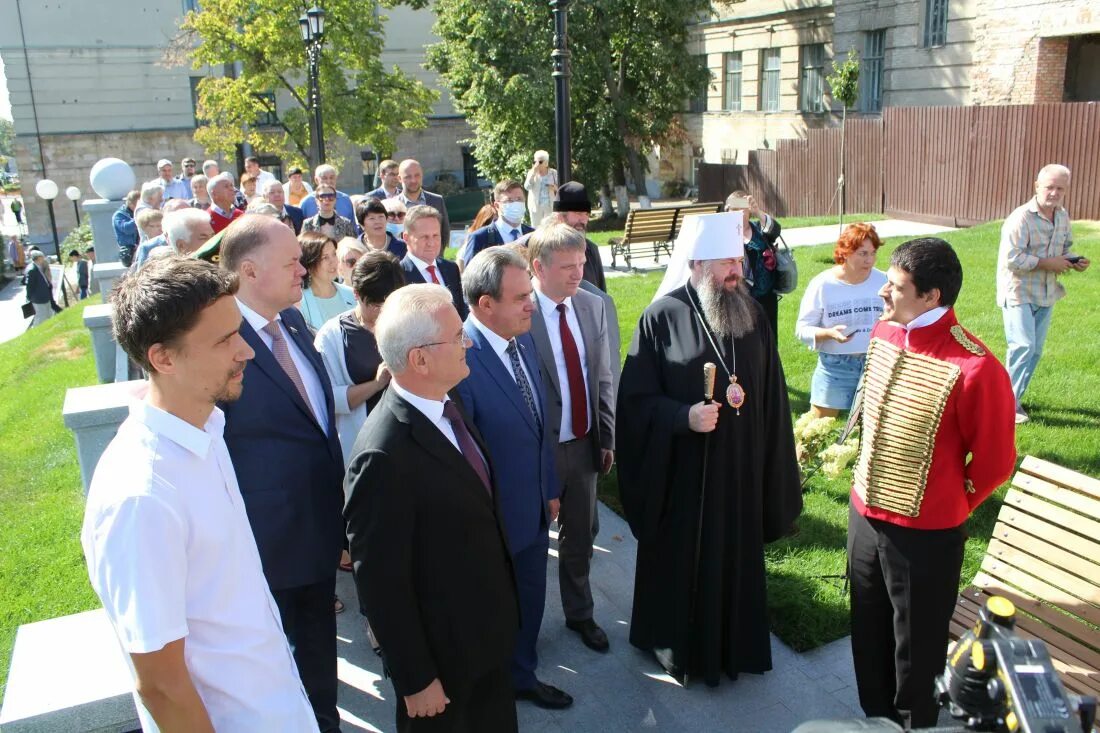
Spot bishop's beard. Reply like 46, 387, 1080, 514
696, 270, 756, 340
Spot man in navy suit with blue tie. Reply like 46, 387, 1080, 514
455, 247, 573, 710
457, 180, 534, 271
218, 215, 345, 732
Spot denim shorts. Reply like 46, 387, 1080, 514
810, 352, 866, 410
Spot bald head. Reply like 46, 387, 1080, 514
399, 159, 423, 196
220, 214, 307, 319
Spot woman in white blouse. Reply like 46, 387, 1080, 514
314, 250, 406, 464
795, 222, 888, 417
524, 150, 558, 227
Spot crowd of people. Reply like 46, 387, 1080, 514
76, 155, 1090, 733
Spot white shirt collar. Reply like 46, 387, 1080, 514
236, 298, 280, 333
131, 400, 220, 459
494, 217, 522, 241
535, 288, 571, 319
212, 204, 232, 217
468, 313, 512, 359
390, 379, 448, 425
904, 306, 949, 332
405, 251, 435, 271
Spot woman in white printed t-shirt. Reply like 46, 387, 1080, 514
796, 222, 888, 418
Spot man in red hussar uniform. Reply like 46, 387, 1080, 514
847, 237, 1017, 729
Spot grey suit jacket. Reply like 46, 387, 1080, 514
529, 287, 615, 466
579, 279, 621, 390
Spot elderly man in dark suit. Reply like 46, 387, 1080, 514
400, 206, 468, 321
261, 178, 304, 234
528, 222, 616, 653
345, 283, 520, 732
217, 215, 345, 733
456, 179, 534, 270
455, 247, 572, 709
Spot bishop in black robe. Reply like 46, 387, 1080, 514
616, 281, 802, 686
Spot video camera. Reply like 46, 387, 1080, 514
792, 596, 1096, 733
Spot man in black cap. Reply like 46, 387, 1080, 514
553, 182, 607, 293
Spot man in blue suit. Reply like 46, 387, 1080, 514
217, 215, 345, 732
455, 247, 573, 710
400, 205, 468, 321
457, 179, 534, 270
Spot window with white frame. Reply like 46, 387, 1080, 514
723, 52, 743, 111
859, 31, 885, 113
923, 0, 948, 47
760, 48, 781, 112
800, 44, 827, 113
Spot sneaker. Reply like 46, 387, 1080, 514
1014, 409, 1029, 425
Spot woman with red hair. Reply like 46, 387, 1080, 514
796, 222, 888, 417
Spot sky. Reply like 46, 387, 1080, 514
0, 56, 11, 120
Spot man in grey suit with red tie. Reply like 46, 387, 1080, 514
527, 222, 616, 653
218, 215, 345, 732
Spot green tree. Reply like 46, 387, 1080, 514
173, 0, 437, 170
826, 49, 860, 230
427, 0, 709, 207
0, 118, 14, 167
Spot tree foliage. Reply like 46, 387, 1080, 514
427, 0, 709, 198
826, 49, 860, 111
175, 0, 437, 170
0, 118, 14, 163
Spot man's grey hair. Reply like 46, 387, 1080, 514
202, 160, 219, 175
206, 173, 234, 197
163, 208, 211, 250
404, 205, 442, 236
1037, 164, 1071, 182
314, 164, 337, 180
245, 201, 280, 218
375, 284, 455, 374
527, 221, 586, 270
262, 178, 283, 196
140, 180, 164, 203
462, 247, 528, 305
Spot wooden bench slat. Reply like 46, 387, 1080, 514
986, 538, 1100, 605
1002, 489, 1100, 543
1019, 456, 1100, 500
997, 506, 1100, 567
992, 527, 1100, 590
1012, 473, 1100, 519
979, 554, 1100, 627
956, 585, 1100, 676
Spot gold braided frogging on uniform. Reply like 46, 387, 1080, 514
853, 338, 962, 517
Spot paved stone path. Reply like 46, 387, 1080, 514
332, 502, 863, 732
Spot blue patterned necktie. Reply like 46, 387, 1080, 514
506, 340, 541, 430
510, 228, 520, 241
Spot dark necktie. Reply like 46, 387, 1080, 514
506, 340, 541, 430
557, 303, 588, 438
510, 228, 520, 242
426, 264, 441, 285
441, 400, 491, 494
262, 321, 316, 420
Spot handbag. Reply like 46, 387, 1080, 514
21, 301, 35, 319
772, 235, 798, 295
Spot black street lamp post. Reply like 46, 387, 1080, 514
66, 186, 82, 226
34, 178, 69, 308
550, 0, 573, 181
299, 7, 327, 167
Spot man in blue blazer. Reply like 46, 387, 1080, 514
217, 215, 346, 733
262, 179, 304, 234
457, 179, 534, 270
399, 205, 468, 321
454, 247, 573, 710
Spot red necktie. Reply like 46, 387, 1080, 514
426, 264, 441, 285
557, 303, 588, 439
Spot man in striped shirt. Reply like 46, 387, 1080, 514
996, 164, 1090, 424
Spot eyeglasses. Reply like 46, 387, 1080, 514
386, 212, 407, 220
318, 193, 337, 201
416, 334, 473, 350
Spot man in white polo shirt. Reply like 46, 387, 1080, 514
81, 256, 318, 732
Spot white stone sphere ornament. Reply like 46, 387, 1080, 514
35, 179, 59, 201
89, 158, 136, 201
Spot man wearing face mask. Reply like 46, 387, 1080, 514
457, 180, 534, 271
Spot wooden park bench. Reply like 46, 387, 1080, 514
949, 456, 1100, 702
608, 202, 723, 269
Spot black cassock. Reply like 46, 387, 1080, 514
616, 283, 802, 686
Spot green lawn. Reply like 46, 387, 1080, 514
0, 220, 1096, 696
602, 219, 1100, 650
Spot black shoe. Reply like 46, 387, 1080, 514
566, 618, 610, 652
515, 681, 573, 709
